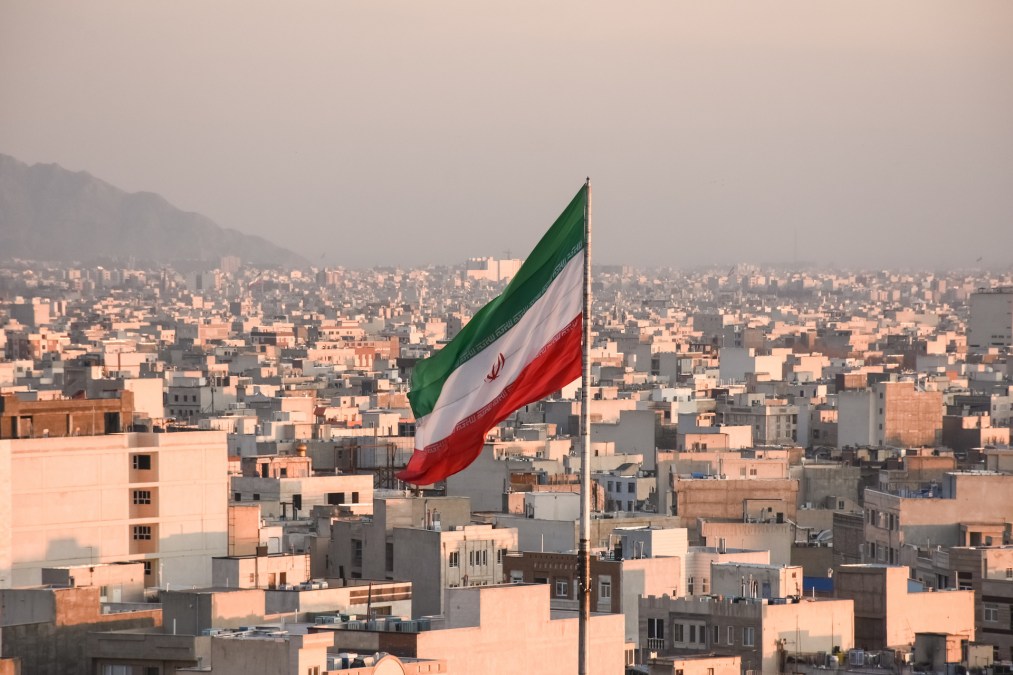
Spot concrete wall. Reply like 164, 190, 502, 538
0, 587, 160, 675
161, 589, 265, 635
7, 431, 227, 588
0, 443, 10, 589
698, 521, 793, 567
393, 525, 517, 619
837, 389, 873, 449
414, 584, 625, 675
836, 565, 975, 651
672, 477, 798, 524
206, 632, 330, 675
40, 562, 145, 602
711, 563, 803, 599
211, 554, 311, 589
622, 557, 680, 645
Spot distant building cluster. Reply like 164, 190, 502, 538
1, 258, 1013, 674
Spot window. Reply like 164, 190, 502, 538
449, 551, 459, 568
132, 490, 151, 505
699, 625, 706, 644
132, 525, 152, 540
352, 491, 360, 503
648, 617, 665, 640
386, 542, 394, 571
132, 454, 151, 470
628, 482, 635, 493
607, 481, 614, 492
555, 579, 568, 597
702, 577, 709, 594
688, 577, 694, 595
712, 625, 719, 644
744, 626, 755, 647
689, 625, 696, 643
1006, 568, 1012, 580
985, 604, 999, 622
352, 539, 363, 566
497, 548, 507, 564
327, 492, 345, 506
727, 625, 734, 644
143, 561, 153, 577
252, 493, 260, 501
674, 623, 684, 642
234, 492, 242, 502
600, 578, 612, 599
279, 468, 287, 477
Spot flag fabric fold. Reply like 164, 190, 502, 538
396, 185, 587, 485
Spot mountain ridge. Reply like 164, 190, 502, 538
0, 153, 308, 268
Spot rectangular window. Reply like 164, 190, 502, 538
132, 454, 151, 470
727, 625, 734, 644
600, 578, 612, 599
497, 548, 507, 564
628, 482, 635, 493
985, 604, 999, 622
648, 617, 665, 640
132, 525, 152, 540
689, 625, 696, 643
744, 626, 755, 647
352, 539, 363, 566
132, 490, 151, 505
386, 542, 394, 571
234, 492, 242, 502
143, 561, 153, 577
481, 550, 488, 566
252, 493, 260, 501
555, 579, 568, 597
449, 551, 459, 568
674, 623, 684, 643
712, 625, 719, 644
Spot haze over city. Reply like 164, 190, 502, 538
5, 4, 1013, 675
3, 1, 1013, 269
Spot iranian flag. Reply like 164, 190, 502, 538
397, 185, 587, 485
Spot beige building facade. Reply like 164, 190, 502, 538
0, 430, 228, 588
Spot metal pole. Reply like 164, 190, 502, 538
578, 178, 593, 675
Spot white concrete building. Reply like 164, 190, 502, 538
0, 430, 228, 588
967, 287, 1013, 353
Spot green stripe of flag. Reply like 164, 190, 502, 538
408, 184, 587, 419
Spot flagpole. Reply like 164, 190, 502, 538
578, 177, 592, 675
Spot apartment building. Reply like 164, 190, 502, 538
0, 430, 228, 588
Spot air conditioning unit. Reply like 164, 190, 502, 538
849, 649, 865, 666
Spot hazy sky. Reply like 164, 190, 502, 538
2, 1, 1012, 269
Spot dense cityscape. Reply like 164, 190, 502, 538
2, 255, 1013, 674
